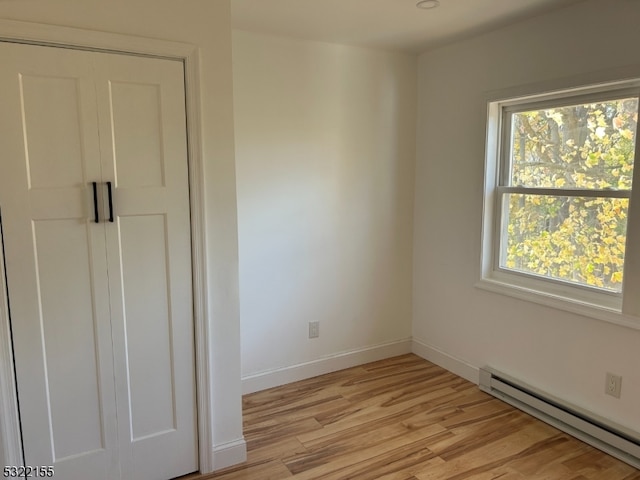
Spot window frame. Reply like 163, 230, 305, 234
479, 78, 640, 327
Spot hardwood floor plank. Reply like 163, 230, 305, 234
376, 457, 446, 480
287, 438, 437, 480
506, 433, 593, 476
287, 423, 445, 475
245, 417, 323, 451
195, 354, 639, 480
292, 441, 435, 480
425, 411, 536, 459
244, 393, 352, 426
297, 387, 459, 446
562, 450, 632, 478
247, 437, 308, 465
620, 472, 640, 480
203, 460, 293, 480
415, 424, 568, 480
340, 368, 465, 404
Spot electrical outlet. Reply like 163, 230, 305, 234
308, 321, 319, 339
605, 372, 622, 399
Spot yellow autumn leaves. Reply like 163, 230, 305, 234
503, 98, 637, 291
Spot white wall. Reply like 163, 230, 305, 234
233, 31, 416, 388
0, 0, 243, 469
414, 0, 640, 432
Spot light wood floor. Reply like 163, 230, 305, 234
185, 354, 640, 480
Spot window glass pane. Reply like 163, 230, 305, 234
501, 194, 628, 292
509, 98, 638, 189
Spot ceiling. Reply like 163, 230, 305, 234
231, 0, 586, 53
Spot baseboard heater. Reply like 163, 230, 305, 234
479, 367, 640, 469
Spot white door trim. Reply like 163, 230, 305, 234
0, 19, 214, 474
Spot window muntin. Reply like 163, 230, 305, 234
495, 91, 639, 295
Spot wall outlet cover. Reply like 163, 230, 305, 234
308, 321, 319, 339
605, 372, 622, 399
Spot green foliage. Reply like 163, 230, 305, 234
503, 98, 638, 291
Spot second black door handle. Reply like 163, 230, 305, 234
106, 182, 114, 223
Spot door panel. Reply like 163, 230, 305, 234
95, 52, 197, 480
20, 74, 87, 190
0, 42, 118, 479
20, 75, 84, 188
32, 219, 105, 460
110, 82, 166, 189
119, 214, 176, 441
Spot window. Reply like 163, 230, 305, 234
480, 80, 640, 319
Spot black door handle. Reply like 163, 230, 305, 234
106, 182, 114, 223
92, 182, 99, 223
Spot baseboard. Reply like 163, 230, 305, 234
242, 338, 413, 394
211, 437, 247, 472
241, 338, 478, 394
412, 338, 479, 384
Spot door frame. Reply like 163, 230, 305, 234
0, 19, 214, 474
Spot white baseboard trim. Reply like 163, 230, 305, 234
211, 437, 247, 472
242, 338, 413, 394
412, 338, 479, 384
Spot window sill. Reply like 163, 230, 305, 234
475, 277, 640, 331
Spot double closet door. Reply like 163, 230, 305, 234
0, 42, 197, 480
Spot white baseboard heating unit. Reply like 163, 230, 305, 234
479, 367, 640, 469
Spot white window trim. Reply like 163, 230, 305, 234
478, 76, 640, 331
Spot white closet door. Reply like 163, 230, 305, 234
0, 43, 119, 479
0, 41, 197, 480
93, 53, 197, 480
